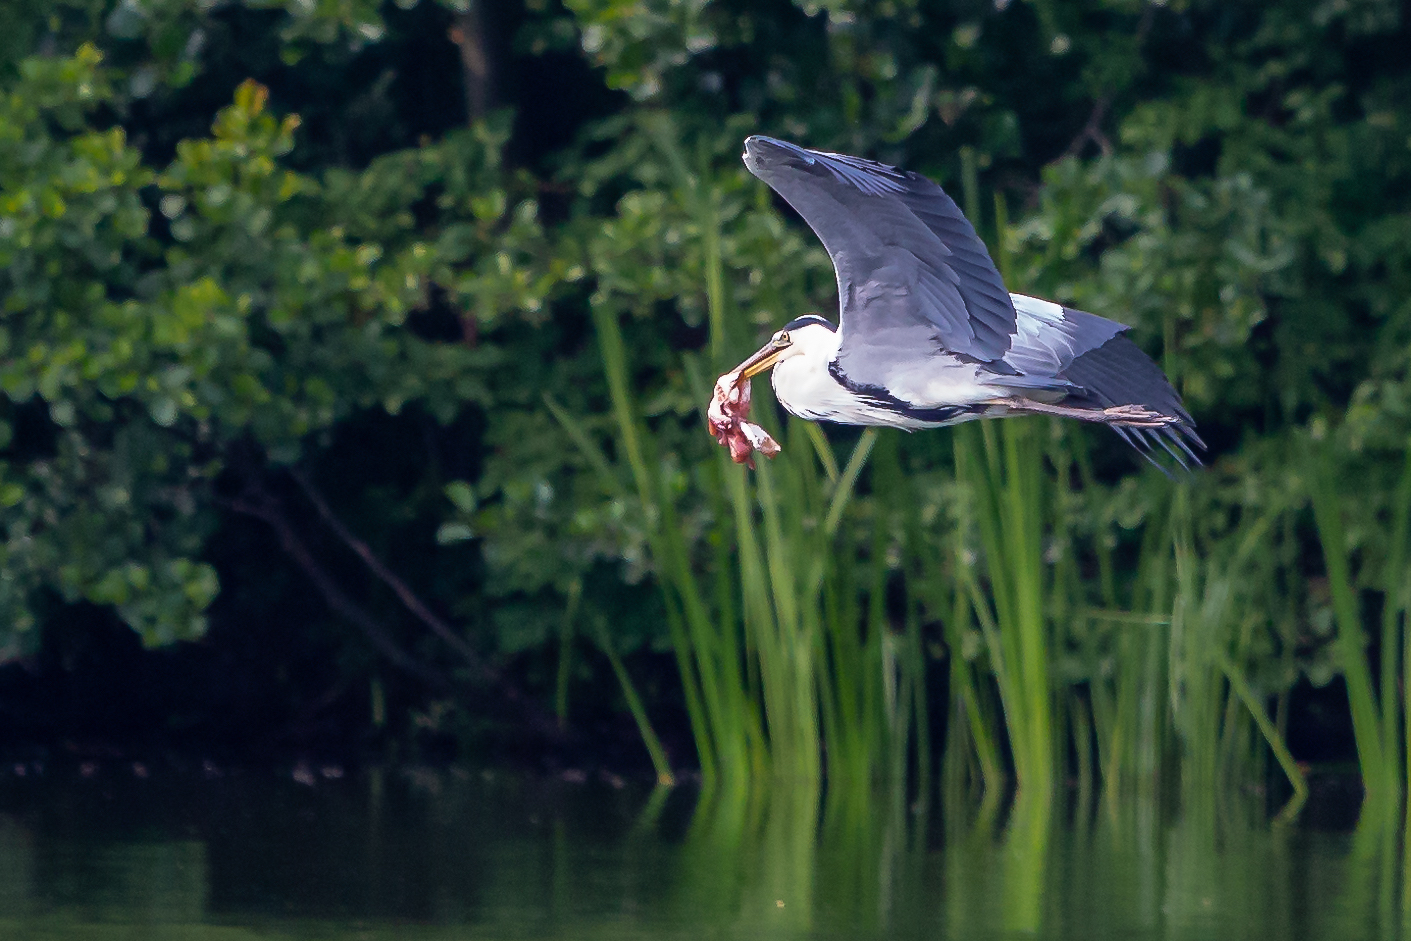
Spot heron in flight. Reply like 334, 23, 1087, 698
720, 136, 1202, 469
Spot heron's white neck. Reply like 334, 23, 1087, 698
770, 325, 913, 426
766, 324, 840, 421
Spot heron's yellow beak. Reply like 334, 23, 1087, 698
735, 336, 790, 379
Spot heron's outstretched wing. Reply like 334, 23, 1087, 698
1009, 294, 1204, 469
742, 136, 1017, 384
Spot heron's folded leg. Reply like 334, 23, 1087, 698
993, 396, 1179, 428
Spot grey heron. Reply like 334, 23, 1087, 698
714, 136, 1202, 470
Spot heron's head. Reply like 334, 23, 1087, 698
734, 314, 838, 379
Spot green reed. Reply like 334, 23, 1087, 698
1394, 449, 1411, 798
559, 306, 756, 788
1170, 492, 1307, 812
950, 417, 1054, 800
926, 393, 1308, 811
1308, 434, 1411, 805
1309, 443, 1391, 797
937, 167, 1055, 800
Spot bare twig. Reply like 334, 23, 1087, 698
1063, 96, 1113, 159
287, 468, 564, 739
220, 484, 450, 690
449, 5, 491, 124
1061, 4, 1156, 161
461, 310, 478, 348
289, 468, 493, 677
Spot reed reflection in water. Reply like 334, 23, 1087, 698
0, 767, 1398, 939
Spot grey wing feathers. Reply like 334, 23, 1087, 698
903, 192, 1017, 358
1060, 334, 1205, 469
1003, 303, 1127, 379
742, 135, 1017, 364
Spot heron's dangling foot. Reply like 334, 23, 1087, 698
997, 397, 1179, 428
1097, 403, 1181, 427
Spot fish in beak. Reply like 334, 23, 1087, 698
706, 336, 789, 466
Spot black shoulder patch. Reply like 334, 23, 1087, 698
827, 360, 980, 425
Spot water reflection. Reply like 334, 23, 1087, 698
0, 765, 1398, 939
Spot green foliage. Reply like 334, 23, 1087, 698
0, 14, 552, 653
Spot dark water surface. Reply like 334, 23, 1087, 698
0, 764, 1395, 940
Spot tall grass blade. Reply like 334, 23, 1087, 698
555, 577, 581, 728
590, 301, 741, 787
1309, 441, 1390, 795
954, 417, 1054, 800
543, 393, 627, 499
591, 615, 675, 785
1213, 649, 1307, 819
1383, 446, 1411, 797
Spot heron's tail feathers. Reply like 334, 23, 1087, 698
1056, 334, 1204, 471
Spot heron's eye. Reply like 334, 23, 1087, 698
774, 330, 790, 345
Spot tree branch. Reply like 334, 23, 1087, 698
220, 484, 451, 691
449, 5, 491, 124
1063, 96, 1113, 160
287, 467, 563, 740
1061, 5, 1155, 161
288, 468, 491, 675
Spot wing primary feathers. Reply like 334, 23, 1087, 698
1058, 332, 1203, 468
